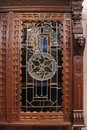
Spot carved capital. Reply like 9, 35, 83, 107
72, 0, 84, 35
72, 12, 83, 34
72, 0, 83, 12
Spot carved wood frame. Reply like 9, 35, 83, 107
0, 12, 72, 125
19, 13, 72, 122
0, 0, 85, 130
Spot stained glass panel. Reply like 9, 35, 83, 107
21, 21, 63, 112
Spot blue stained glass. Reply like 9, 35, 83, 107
42, 36, 47, 97
37, 36, 40, 53
37, 81, 41, 96
37, 36, 48, 96
42, 81, 47, 96
43, 36, 47, 53
37, 36, 42, 94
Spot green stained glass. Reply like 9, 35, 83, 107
39, 55, 44, 64
44, 60, 52, 66
44, 67, 52, 72
32, 67, 40, 72
28, 52, 57, 80
32, 60, 40, 66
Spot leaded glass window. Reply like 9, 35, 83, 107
21, 21, 63, 112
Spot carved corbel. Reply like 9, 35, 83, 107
74, 35, 85, 56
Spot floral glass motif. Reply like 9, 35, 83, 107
28, 52, 57, 81
21, 21, 63, 112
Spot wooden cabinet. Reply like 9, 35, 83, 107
0, 0, 85, 130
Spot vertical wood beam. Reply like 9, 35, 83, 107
72, 0, 85, 128
0, 13, 7, 121
6, 12, 14, 122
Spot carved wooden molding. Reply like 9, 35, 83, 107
20, 111, 64, 122
0, 0, 71, 7
12, 13, 21, 121
6, 12, 14, 122
17, 13, 72, 122
0, 12, 73, 124
0, 0, 71, 13
63, 13, 72, 117
20, 13, 64, 21
0, 6, 72, 13
0, 13, 7, 121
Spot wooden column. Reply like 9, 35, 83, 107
72, 0, 85, 129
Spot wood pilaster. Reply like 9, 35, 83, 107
72, 0, 85, 128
